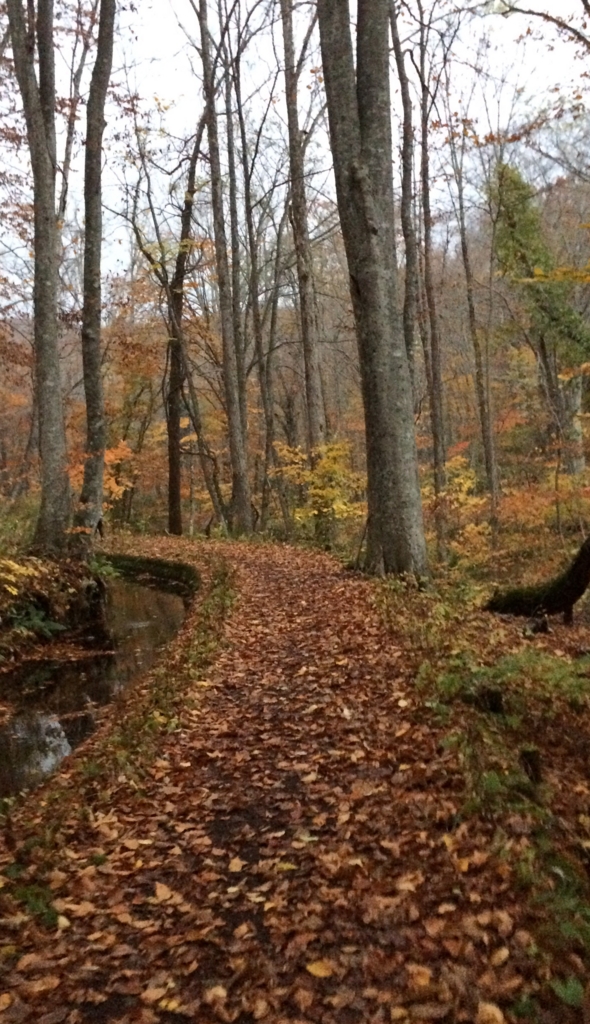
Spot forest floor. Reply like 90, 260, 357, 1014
2, 537, 590, 1024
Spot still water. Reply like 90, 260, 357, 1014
0, 580, 185, 797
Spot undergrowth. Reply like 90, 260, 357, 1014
379, 569, 590, 1014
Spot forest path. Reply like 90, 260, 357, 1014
1, 540, 522, 1024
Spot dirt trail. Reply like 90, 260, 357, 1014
0, 541, 537, 1023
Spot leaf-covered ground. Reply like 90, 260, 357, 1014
2, 539, 590, 1024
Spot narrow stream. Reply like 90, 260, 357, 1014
0, 580, 185, 797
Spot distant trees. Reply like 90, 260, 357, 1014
4, 0, 590, 566
492, 163, 590, 475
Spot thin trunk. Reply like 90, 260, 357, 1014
166, 333, 183, 535
199, 0, 252, 533
73, 0, 115, 556
418, 4, 446, 557
223, 44, 247, 442
233, 47, 288, 534
451, 134, 499, 517
280, 0, 325, 456
7, 0, 71, 555
390, 0, 417, 385
168, 118, 227, 528
262, 205, 292, 534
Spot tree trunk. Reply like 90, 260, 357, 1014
417, 3, 446, 558
537, 336, 585, 476
223, 43, 247, 445
390, 0, 417, 386
486, 535, 590, 624
167, 118, 228, 530
279, 0, 326, 456
317, 0, 428, 575
72, 0, 116, 556
451, 135, 499, 518
199, 0, 252, 534
7, 0, 71, 556
560, 375, 585, 475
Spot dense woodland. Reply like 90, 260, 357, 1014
2, 0, 590, 575
9, 6, 590, 1022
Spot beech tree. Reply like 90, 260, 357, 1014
316, 0, 428, 574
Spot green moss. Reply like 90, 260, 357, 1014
98, 553, 200, 599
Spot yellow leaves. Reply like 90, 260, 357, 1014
306, 959, 335, 978
0, 994, 12, 1012
272, 441, 365, 524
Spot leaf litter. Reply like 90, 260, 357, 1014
0, 538, 589, 1022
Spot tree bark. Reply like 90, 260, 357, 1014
199, 0, 252, 533
317, 0, 428, 575
7, 0, 71, 556
72, 0, 116, 555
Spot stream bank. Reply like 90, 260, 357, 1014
0, 553, 201, 797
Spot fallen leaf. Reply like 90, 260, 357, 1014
293, 987, 314, 1011
406, 964, 432, 991
253, 997, 269, 1019
306, 959, 334, 978
204, 986, 228, 1004
475, 1004, 505, 1024
0, 994, 12, 1011
141, 988, 168, 1004
155, 882, 173, 903
20, 976, 61, 999
424, 918, 446, 938
408, 1004, 452, 1020
229, 857, 246, 873
490, 947, 510, 967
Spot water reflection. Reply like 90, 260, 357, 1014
0, 580, 185, 796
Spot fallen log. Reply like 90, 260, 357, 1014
485, 535, 590, 624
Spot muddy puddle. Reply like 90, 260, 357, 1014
0, 580, 185, 797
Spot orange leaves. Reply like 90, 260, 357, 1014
0, 539, 578, 1023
